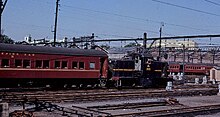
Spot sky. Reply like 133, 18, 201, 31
2, 0, 220, 45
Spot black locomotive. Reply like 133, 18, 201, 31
109, 49, 171, 88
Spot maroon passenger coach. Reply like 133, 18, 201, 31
169, 62, 214, 75
0, 43, 108, 87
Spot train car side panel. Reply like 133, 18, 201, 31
0, 43, 108, 87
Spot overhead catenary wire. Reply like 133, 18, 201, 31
204, 0, 220, 7
152, 0, 220, 17
61, 4, 210, 32
59, 8, 177, 37
6, 0, 220, 41
28, 0, 215, 34
59, 14, 161, 35
7, 21, 135, 39
8, 0, 174, 38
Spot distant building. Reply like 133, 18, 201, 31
108, 47, 134, 59
24, 35, 32, 43
210, 66, 220, 82
146, 40, 198, 49
24, 35, 47, 44
23, 35, 68, 45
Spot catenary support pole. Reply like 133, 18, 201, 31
143, 32, 147, 49
53, 0, 60, 47
0, 0, 8, 39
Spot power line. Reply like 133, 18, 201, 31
28, 1, 212, 33
27, 1, 168, 37
62, 4, 157, 24
6, 1, 218, 40
59, 12, 175, 36
61, 4, 210, 32
97, 33, 135, 38
8, 21, 136, 39
204, 0, 220, 6
152, 0, 220, 17
164, 22, 208, 32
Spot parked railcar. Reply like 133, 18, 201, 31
0, 43, 108, 87
169, 62, 214, 75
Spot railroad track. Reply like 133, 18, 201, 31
1, 88, 218, 103
14, 99, 220, 117
113, 104, 220, 117
1, 89, 163, 102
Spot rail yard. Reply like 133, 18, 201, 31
1, 40, 220, 117
2, 1, 220, 117
1, 83, 220, 117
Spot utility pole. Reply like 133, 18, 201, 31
212, 49, 215, 64
182, 43, 185, 83
158, 27, 162, 59
158, 22, 164, 60
0, 0, 8, 39
53, 0, 60, 47
143, 32, 147, 49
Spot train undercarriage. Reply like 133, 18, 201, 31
0, 78, 108, 88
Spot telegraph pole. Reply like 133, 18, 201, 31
143, 32, 147, 49
158, 22, 164, 60
53, 0, 60, 47
158, 27, 162, 58
182, 43, 185, 82
0, 0, 8, 39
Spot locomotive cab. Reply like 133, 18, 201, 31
109, 52, 170, 88
140, 57, 170, 87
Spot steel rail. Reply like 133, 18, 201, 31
113, 104, 220, 117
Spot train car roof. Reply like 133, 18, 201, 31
168, 61, 216, 66
0, 43, 108, 57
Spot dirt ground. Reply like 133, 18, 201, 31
7, 95, 220, 117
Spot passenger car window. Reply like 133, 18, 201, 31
43, 60, 49, 68
1, 59, 9, 67
62, 61, 68, 69
55, 61, 60, 68
15, 59, 22, 68
90, 62, 95, 69
72, 61, 78, 69
36, 60, 42, 68
79, 62, 84, 69
23, 60, 30, 68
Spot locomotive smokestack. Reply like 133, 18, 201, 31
143, 33, 147, 49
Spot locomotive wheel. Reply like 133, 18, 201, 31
86, 85, 92, 88
99, 79, 107, 87
92, 84, 97, 88
45, 84, 51, 89
63, 84, 68, 88
71, 85, 77, 88
17, 83, 21, 87
132, 83, 136, 88
79, 84, 83, 88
